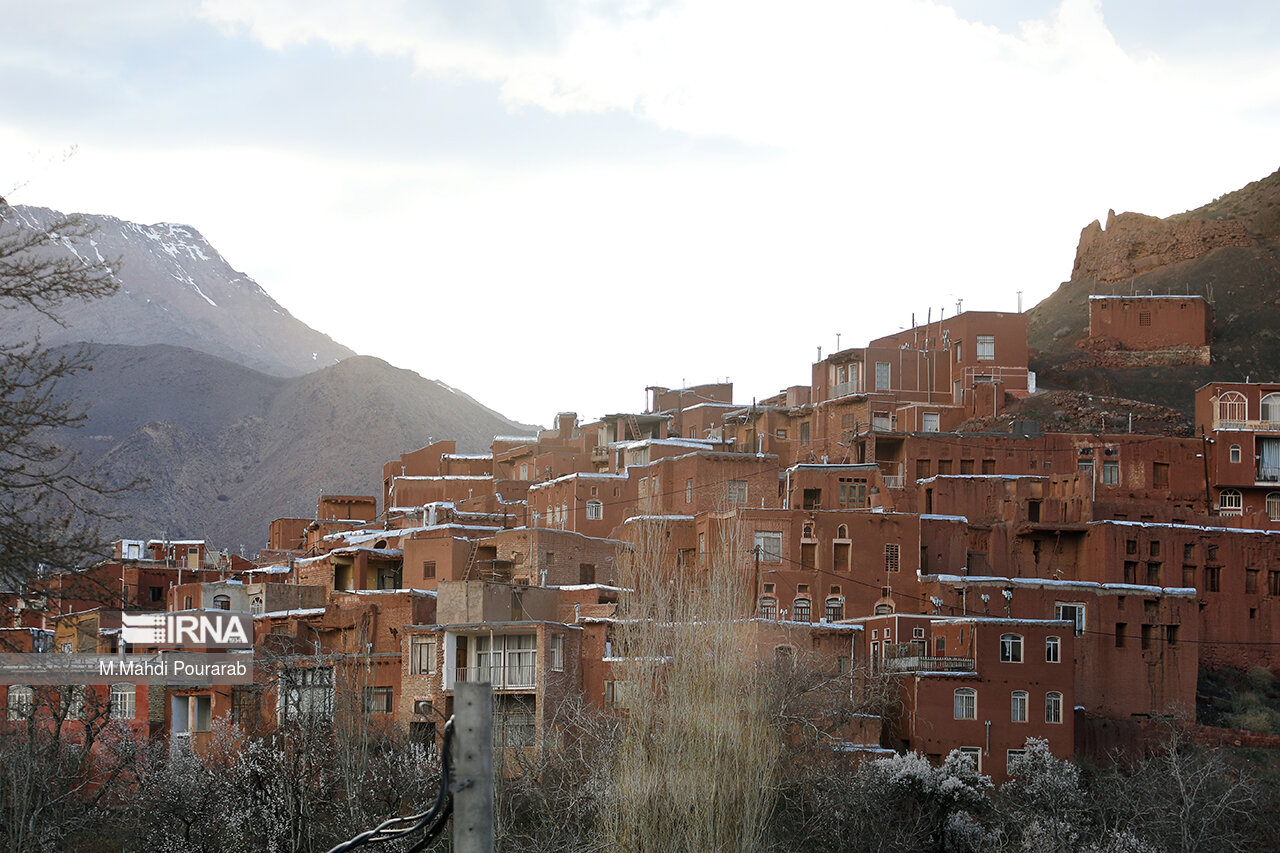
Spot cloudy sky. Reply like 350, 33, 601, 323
3, 1, 1278, 426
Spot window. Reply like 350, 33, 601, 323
976, 335, 995, 360
958, 746, 981, 772
62, 686, 86, 718
1219, 489, 1243, 514
825, 598, 844, 622
727, 480, 748, 505
872, 411, 891, 430
1000, 633, 1024, 663
959, 458, 975, 475
423, 560, 436, 579
1006, 749, 1026, 775
1230, 445, 1242, 463
759, 598, 777, 620
954, 687, 977, 719
586, 500, 603, 520
551, 634, 564, 671
776, 429, 787, 439
800, 422, 810, 443
1268, 493, 1280, 521
1102, 460, 1119, 485
1045, 636, 1060, 663
1055, 603, 1085, 636
884, 543, 900, 573
754, 531, 782, 562
1218, 391, 1247, 426
1146, 562, 1162, 585
1123, 561, 1138, 584
916, 459, 932, 479
149, 586, 163, 603
937, 459, 953, 475
685, 479, 693, 504
1247, 569, 1259, 594
954, 342, 964, 363
1011, 690, 1028, 722
1138, 310, 1152, 326
1115, 622, 1127, 647
250, 596, 264, 616
875, 362, 891, 391
1262, 393, 1280, 424
604, 680, 624, 707
792, 599, 811, 623
212, 594, 231, 610
364, 686, 393, 714
1153, 462, 1170, 489
410, 635, 437, 675
981, 458, 996, 474
1046, 691, 1063, 724
280, 667, 334, 720
110, 683, 135, 720
6, 685, 33, 720
1206, 566, 1221, 592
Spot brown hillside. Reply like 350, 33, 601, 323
1028, 168, 1280, 414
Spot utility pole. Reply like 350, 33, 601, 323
452, 682, 494, 853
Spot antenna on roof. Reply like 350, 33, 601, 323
1017, 291, 1023, 313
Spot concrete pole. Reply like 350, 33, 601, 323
452, 681, 494, 853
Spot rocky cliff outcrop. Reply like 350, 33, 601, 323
1071, 209, 1255, 284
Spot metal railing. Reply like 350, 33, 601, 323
454, 663, 536, 690
882, 654, 975, 673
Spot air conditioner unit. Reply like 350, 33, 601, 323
413, 699, 432, 716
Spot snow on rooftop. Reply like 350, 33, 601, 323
527, 471, 627, 491
920, 514, 969, 523
1093, 519, 1280, 537
623, 514, 695, 523
1088, 294, 1207, 300
244, 565, 290, 575
916, 474, 1046, 484
493, 435, 539, 443
442, 453, 492, 460
929, 573, 1197, 597
255, 607, 326, 619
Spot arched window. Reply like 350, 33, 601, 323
110, 683, 136, 720
953, 687, 977, 719
1218, 391, 1247, 426
1262, 393, 1280, 424
836, 524, 849, 539
212, 594, 231, 610
1268, 493, 1280, 522
6, 685, 33, 720
825, 597, 844, 622
1046, 691, 1063, 723
792, 599, 811, 623
1011, 690, 1028, 722
1219, 489, 1243, 515
1000, 633, 1024, 663
250, 596, 264, 616
585, 500, 603, 520
758, 598, 777, 620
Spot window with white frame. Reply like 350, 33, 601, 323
875, 362, 891, 391
280, 666, 334, 720
1045, 635, 1061, 663
1011, 690, 1028, 722
110, 683, 135, 720
792, 599, 811, 623
922, 412, 940, 432
1007, 749, 1026, 775
1219, 489, 1243, 513
954, 687, 977, 719
1217, 391, 1247, 425
1268, 493, 1280, 521
976, 335, 995, 360
1263, 393, 1280, 424
1102, 460, 1120, 485
1230, 445, 1242, 463
759, 598, 777, 620
410, 635, 437, 675
586, 500, 603, 520
727, 480, 748, 505
550, 634, 564, 671
1000, 633, 1023, 663
754, 530, 782, 562
957, 746, 981, 772
685, 479, 693, 504
1055, 602, 1086, 636
1046, 691, 1063, 724
6, 685, 33, 720
825, 597, 844, 622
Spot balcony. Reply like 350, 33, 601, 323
1257, 465, 1280, 484
591, 446, 609, 463
1212, 417, 1280, 432
831, 380, 861, 399
882, 654, 975, 673
453, 661, 536, 690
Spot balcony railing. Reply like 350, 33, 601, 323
831, 380, 861, 399
882, 476, 903, 489
454, 663, 536, 690
1212, 417, 1280, 432
1257, 465, 1280, 483
882, 654, 975, 673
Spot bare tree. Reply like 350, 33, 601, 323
0, 198, 130, 602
